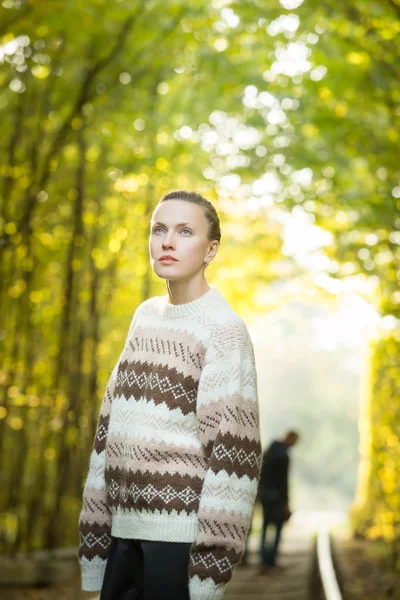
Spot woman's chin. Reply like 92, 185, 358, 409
154, 268, 179, 281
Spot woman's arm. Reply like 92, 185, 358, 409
78, 307, 141, 592
189, 317, 262, 600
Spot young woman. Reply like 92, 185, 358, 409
78, 190, 262, 600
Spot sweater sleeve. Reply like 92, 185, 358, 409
189, 318, 262, 600
78, 308, 140, 591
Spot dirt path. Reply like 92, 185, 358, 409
333, 529, 400, 600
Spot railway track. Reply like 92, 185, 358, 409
224, 510, 345, 600
315, 524, 343, 600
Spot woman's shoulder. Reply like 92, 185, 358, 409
209, 303, 254, 358
211, 295, 250, 336
135, 295, 164, 315
126, 295, 163, 335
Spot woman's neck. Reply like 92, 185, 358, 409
166, 278, 210, 306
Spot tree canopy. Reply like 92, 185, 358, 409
0, 0, 399, 556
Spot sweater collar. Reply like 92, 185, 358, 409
157, 285, 223, 319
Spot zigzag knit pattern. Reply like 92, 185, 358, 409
78, 286, 262, 599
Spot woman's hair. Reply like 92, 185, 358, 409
155, 190, 221, 243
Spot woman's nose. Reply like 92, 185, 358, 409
162, 233, 175, 248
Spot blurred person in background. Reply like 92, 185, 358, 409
258, 430, 299, 575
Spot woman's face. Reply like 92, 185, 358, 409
149, 200, 217, 281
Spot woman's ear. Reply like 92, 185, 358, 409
208, 240, 219, 259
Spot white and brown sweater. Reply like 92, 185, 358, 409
78, 286, 261, 600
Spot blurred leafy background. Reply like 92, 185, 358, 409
0, 0, 399, 564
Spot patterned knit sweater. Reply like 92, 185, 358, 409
78, 285, 262, 600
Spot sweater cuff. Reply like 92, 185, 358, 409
80, 555, 107, 592
189, 575, 225, 600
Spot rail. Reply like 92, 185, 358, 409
317, 524, 342, 600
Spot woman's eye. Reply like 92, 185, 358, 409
152, 227, 191, 235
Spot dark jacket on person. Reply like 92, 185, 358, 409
258, 440, 289, 510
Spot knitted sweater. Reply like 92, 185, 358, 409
78, 286, 262, 600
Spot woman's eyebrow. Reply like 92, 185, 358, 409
153, 221, 196, 229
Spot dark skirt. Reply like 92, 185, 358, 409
100, 537, 192, 600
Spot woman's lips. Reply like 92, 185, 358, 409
159, 258, 178, 264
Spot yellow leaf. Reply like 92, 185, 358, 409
302, 123, 319, 137
156, 157, 169, 172
32, 65, 50, 79
346, 52, 370, 65
335, 102, 348, 117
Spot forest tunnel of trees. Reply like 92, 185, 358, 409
0, 0, 399, 566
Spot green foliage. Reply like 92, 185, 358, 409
288, 0, 400, 318
352, 332, 400, 566
0, 0, 399, 555
0, 0, 288, 552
